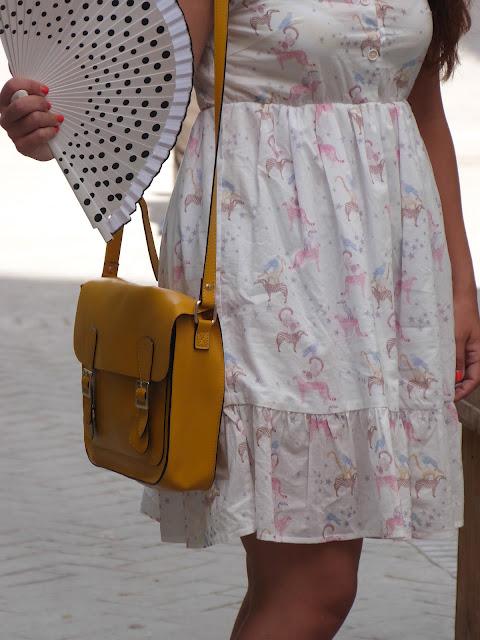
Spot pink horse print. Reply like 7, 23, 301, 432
268, 25, 317, 70
290, 242, 321, 271
274, 513, 293, 536
288, 71, 321, 104
394, 270, 417, 305
282, 193, 317, 233
172, 240, 191, 284
272, 477, 288, 501
317, 142, 345, 163
374, 451, 399, 497
385, 507, 406, 536
343, 270, 368, 297
308, 414, 335, 440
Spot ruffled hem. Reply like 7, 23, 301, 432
139, 402, 464, 549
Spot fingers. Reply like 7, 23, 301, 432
0, 76, 48, 111
4, 103, 60, 138
454, 361, 480, 401
14, 123, 60, 157
454, 331, 480, 403
0, 92, 53, 130
454, 326, 465, 396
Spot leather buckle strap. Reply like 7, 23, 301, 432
129, 337, 154, 454
82, 327, 98, 439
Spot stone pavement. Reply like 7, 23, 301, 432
0, 277, 459, 640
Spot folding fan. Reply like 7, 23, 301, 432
0, 0, 193, 241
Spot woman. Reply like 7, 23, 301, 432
1, 1, 478, 638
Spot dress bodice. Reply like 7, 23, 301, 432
194, 0, 433, 109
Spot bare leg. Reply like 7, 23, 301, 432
229, 589, 251, 640
232, 533, 363, 640
229, 550, 253, 640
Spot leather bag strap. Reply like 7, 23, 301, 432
102, 0, 229, 310
197, 0, 228, 314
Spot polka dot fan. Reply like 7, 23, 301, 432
0, 0, 193, 241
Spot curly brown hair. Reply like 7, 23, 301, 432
425, 0, 472, 80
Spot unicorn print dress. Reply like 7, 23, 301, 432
139, 0, 464, 547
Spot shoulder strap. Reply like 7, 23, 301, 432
102, 0, 229, 299
197, 0, 229, 313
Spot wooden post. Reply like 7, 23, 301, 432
455, 389, 480, 639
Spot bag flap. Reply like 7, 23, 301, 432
73, 278, 196, 382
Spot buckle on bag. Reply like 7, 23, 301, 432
82, 367, 94, 399
81, 367, 96, 438
193, 299, 217, 325
135, 380, 150, 410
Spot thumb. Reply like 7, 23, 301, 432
0, 76, 49, 110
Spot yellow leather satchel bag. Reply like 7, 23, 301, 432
72, 0, 228, 491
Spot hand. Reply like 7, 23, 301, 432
0, 77, 63, 161
453, 293, 480, 403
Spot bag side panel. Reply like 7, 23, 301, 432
160, 315, 225, 491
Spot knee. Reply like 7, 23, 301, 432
326, 573, 359, 621
298, 575, 359, 636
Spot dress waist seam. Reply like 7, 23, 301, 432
198, 98, 409, 111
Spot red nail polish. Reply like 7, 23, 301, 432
46, 101, 52, 109
56, 114, 64, 123
455, 370, 463, 383
40, 85, 49, 95
54, 125, 59, 131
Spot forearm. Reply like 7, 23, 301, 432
416, 113, 477, 300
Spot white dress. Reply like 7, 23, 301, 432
139, 0, 464, 547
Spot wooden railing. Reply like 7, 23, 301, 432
455, 390, 480, 638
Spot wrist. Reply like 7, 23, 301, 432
453, 284, 479, 309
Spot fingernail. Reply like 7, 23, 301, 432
46, 101, 52, 109
40, 85, 49, 95
56, 114, 64, 123
54, 125, 59, 131
455, 370, 464, 383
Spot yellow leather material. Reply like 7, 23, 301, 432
76, 314, 224, 488
103, 197, 159, 279
72, 0, 228, 490
159, 315, 224, 490
74, 278, 196, 382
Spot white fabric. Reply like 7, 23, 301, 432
139, 0, 464, 547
